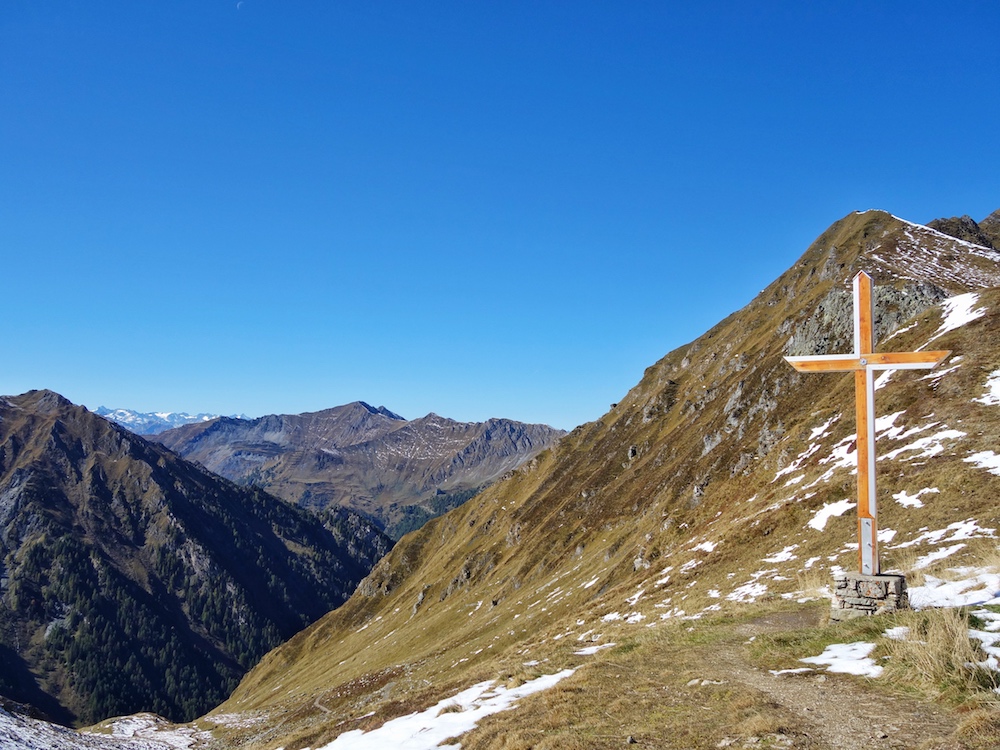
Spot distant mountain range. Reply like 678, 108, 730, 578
92, 407, 247, 435
152, 402, 566, 539
0, 390, 391, 727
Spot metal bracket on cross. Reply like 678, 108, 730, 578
784, 272, 950, 575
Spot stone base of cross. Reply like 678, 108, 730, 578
784, 272, 950, 575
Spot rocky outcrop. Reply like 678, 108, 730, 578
927, 213, 996, 249
978, 208, 1000, 249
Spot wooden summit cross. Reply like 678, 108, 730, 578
784, 272, 950, 576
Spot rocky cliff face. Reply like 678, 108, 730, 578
0, 391, 390, 726
152, 402, 565, 538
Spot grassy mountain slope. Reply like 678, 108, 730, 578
206, 209, 1000, 749
0, 391, 391, 727
152, 403, 565, 538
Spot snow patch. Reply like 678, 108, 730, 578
879, 428, 966, 462
964, 451, 1000, 476
890, 519, 996, 549
574, 643, 615, 656
808, 499, 856, 531
909, 570, 1000, 609
800, 642, 882, 678
762, 545, 798, 563
769, 667, 814, 676
317, 670, 576, 749
809, 415, 840, 441
884, 626, 910, 641
974, 370, 1000, 406
884, 320, 920, 342
927, 292, 986, 343
892, 487, 939, 508
921, 361, 962, 384
969, 629, 1000, 671
773, 442, 823, 482
655, 566, 674, 586
913, 543, 966, 569
873, 370, 894, 391
727, 581, 767, 603
625, 589, 645, 606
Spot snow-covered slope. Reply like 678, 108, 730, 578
0, 711, 196, 750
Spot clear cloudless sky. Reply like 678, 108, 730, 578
2, 2, 998, 430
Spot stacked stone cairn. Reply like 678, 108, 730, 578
831, 572, 909, 622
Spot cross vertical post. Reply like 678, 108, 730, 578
784, 272, 950, 575
852, 273, 878, 573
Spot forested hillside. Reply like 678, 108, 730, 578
0, 391, 391, 726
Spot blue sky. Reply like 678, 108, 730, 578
2, 2, 998, 430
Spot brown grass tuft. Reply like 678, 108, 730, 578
881, 544, 926, 586
883, 608, 1000, 704
734, 710, 788, 737
794, 565, 832, 601
977, 542, 1000, 574
955, 707, 1000, 750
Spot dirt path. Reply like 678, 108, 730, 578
707, 610, 961, 750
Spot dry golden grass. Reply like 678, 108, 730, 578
881, 544, 927, 586
209, 600, 999, 750
733, 709, 789, 737
955, 708, 1000, 750
975, 542, 1000, 574
794, 565, 832, 600
456, 614, 820, 750
882, 607, 1000, 705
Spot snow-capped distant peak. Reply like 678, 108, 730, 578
93, 406, 246, 435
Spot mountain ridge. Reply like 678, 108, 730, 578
152, 402, 565, 538
927, 208, 1000, 250
210, 208, 1000, 749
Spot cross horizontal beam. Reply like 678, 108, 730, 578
785, 350, 950, 373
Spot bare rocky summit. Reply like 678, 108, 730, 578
977, 208, 1000, 248
927, 210, 999, 250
